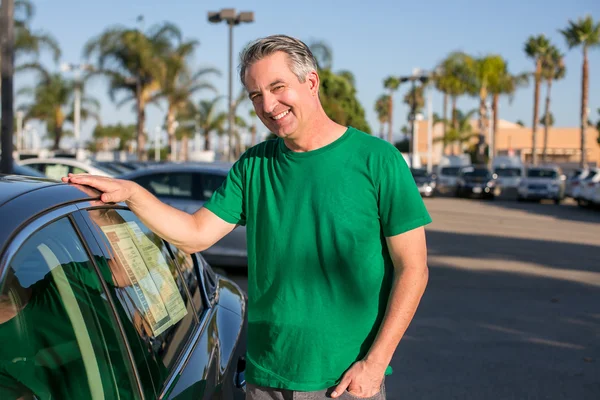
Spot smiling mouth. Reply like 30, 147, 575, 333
271, 110, 290, 121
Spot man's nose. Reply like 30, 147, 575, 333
261, 92, 278, 114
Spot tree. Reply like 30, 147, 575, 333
383, 76, 401, 143
308, 41, 371, 134
84, 22, 183, 160
433, 52, 475, 154
516, 120, 525, 127
195, 97, 226, 151
18, 63, 100, 149
469, 55, 507, 163
487, 62, 529, 159
525, 34, 553, 165
374, 94, 390, 139
540, 46, 566, 163
435, 109, 478, 154
152, 37, 220, 161
403, 84, 425, 114
560, 15, 600, 168
92, 123, 136, 151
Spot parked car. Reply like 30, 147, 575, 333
575, 168, 600, 207
517, 166, 566, 204
118, 163, 247, 268
493, 165, 524, 192
435, 166, 463, 194
455, 165, 497, 200
12, 162, 47, 178
0, 175, 247, 399
410, 168, 436, 197
19, 157, 116, 180
565, 168, 590, 199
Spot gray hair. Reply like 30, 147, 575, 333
239, 34, 318, 87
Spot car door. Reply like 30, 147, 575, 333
75, 206, 241, 399
0, 207, 143, 399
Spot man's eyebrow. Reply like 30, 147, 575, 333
248, 80, 286, 97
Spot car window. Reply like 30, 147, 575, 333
440, 167, 461, 176
198, 172, 226, 200
495, 168, 522, 177
44, 163, 71, 181
1, 217, 140, 399
133, 173, 193, 199
170, 246, 205, 315
85, 209, 198, 395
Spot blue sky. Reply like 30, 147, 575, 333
21, 0, 600, 145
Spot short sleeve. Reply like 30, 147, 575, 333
378, 151, 432, 237
203, 159, 246, 226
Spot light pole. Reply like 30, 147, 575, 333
61, 63, 93, 157
486, 101, 494, 167
208, 8, 254, 161
398, 69, 431, 169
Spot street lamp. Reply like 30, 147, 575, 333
207, 8, 254, 161
61, 62, 93, 157
399, 68, 431, 169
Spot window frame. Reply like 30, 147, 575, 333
0, 205, 146, 399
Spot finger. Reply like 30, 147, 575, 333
100, 192, 121, 204
331, 378, 351, 398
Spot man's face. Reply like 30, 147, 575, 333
245, 51, 317, 139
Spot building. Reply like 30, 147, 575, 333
410, 119, 600, 168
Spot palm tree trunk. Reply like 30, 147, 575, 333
492, 94, 499, 159
443, 93, 448, 137
166, 107, 176, 161
181, 134, 189, 161
451, 96, 458, 155
542, 79, 552, 164
477, 91, 487, 164
379, 122, 384, 140
204, 131, 211, 151
251, 124, 257, 146
136, 97, 146, 161
387, 95, 393, 143
580, 47, 588, 168
53, 125, 62, 150
531, 61, 541, 166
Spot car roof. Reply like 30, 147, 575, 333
0, 176, 102, 251
118, 162, 232, 179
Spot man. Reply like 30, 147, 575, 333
63, 34, 431, 399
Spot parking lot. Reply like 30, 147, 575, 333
226, 197, 600, 400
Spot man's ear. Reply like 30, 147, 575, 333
307, 70, 320, 96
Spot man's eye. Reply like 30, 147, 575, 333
273, 86, 284, 92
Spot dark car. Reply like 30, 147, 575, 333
455, 165, 498, 200
118, 163, 247, 269
0, 175, 247, 399
410, 168, 436, 197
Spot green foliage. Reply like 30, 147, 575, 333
539, 112, 555, 127
394, 139, 410, 153
319, 68, 371, 133
93, 123, 136, 150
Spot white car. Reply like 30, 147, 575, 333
517, 166, 566, 204
577, 168, 600, 206
566, 168, 590, 199
493, 165, 524, 191
18, 157, 116, 180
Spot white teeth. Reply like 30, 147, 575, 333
273, 110, 289, 120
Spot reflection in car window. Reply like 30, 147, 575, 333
87, 209, 197, 394
170, 247, 205, 315
1, 217, 139, 399
199, 173, 226, 200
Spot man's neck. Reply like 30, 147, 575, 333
283, 114, 347, 153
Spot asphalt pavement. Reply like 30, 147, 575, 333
223, 197, 600, 400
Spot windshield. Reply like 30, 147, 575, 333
13, 164, 46, 177
527, 169, 558, 178
440, 167, 461, 176
411, 168, 428, 177
463, 168, 491, 178
495, 168, 522, 177
582, 170, 598, 181
90, 162, 122, 175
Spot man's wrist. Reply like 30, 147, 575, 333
363, 354, 389, 374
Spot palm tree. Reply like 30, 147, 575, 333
434, 52, 475, 154
249, 109, 258, 146
383, 77, 401, 143
84, 22, 182, 159
374, 94, 390, 139
151, 38, 220, 160
469, 55, 507, 163
17, 63, 100, 149
524, 34, 553, 165
403, 84, 425, 114
487, 63, 529, 159
539, 46, 566, 163
435, 109, 478, 152
196, 97, 226, 151
309, 40, 333, 70
560, 15, 600, 168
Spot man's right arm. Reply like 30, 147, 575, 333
63, 175, 237, 254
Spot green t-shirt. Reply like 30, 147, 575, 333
204, 127, 431, 391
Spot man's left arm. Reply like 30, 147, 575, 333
332, 226, 429, 398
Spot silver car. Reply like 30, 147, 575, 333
517, 166, 566, 204
119, 163, 247, 268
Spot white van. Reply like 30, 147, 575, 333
435, 155, 471, 194
492, 157, 525, 191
